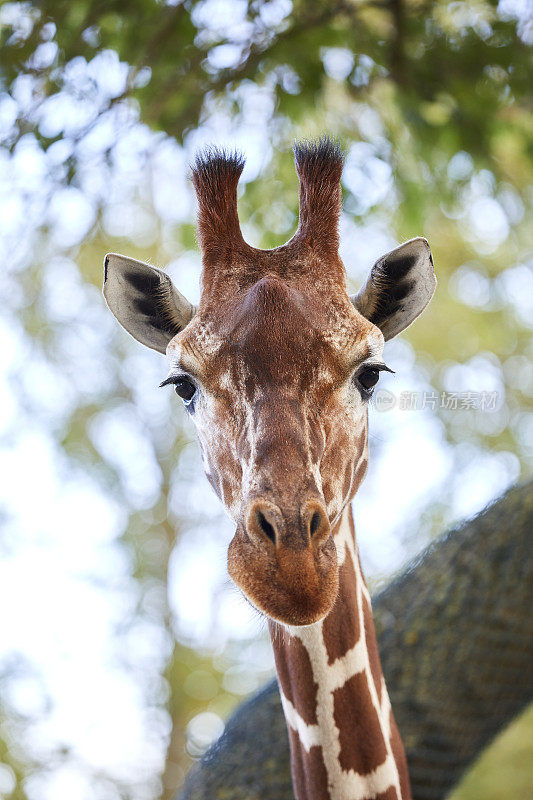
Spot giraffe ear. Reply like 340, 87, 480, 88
103, 253, 196, 354
350, 238, 436, 341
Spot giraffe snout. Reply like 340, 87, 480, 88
228, 497, 338, 625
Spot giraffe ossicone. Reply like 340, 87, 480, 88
103, 138, 436, 800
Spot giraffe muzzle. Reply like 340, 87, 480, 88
227, 498, 339, 626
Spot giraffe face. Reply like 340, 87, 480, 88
103, 139, 436, 628
164, 271, 384, 625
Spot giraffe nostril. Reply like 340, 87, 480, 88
257, 511, 276, 544
246, 501, 328, 549
304, 503, 330, 543
310, 511, 321, 537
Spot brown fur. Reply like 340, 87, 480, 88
322, 547, 360, 663
191, 148, 246, 269
333, 671, 388, 774
271, 626, 319, 725
363, 590, 384, 705
289, 730, 331, 800
375, 789, 400, 800
389, 713, 411, 800
292, 138, 344, 258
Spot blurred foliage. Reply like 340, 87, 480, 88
1, 0, 532, 471
0, 0, 532, 799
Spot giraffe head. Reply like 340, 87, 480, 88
104, 140, 436, 626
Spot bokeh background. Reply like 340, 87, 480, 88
0, 1, 532, 798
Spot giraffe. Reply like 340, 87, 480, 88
103, 138, 436, 800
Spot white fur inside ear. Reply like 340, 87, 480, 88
103, 253, 196, 353
350, 237, 436, 340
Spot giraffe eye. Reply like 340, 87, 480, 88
358, 367, 380, 392
173, 377, 197, 403
355, 363, 394, 397
357, 367, 379, 392
160, 374, 197, 406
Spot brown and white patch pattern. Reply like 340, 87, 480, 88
271, 506, 408, 800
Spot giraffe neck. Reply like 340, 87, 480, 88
269, 505, 411, 800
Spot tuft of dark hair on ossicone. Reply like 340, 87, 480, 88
292, 137, 345, 253
293, 136, 344, 183
190, 147, 247, 263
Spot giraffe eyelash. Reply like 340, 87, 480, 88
159, 374, 182, 388
356, 362, 395, 376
